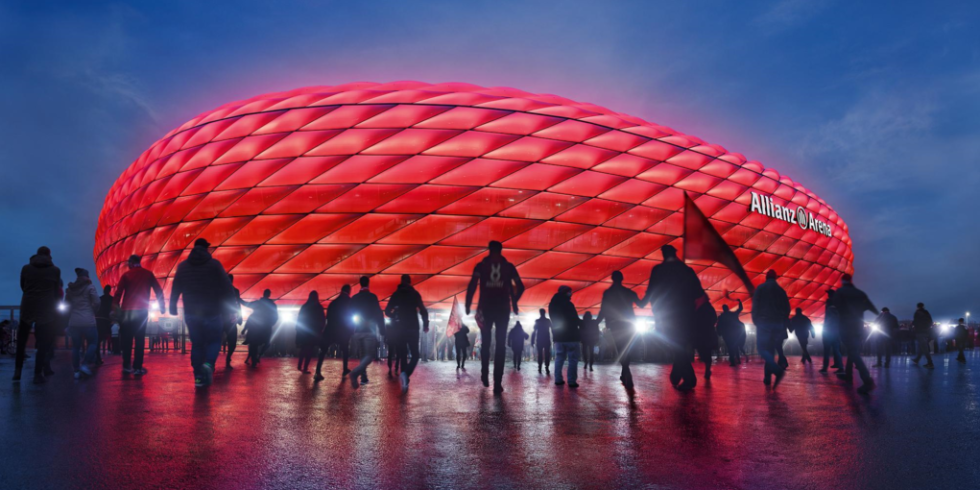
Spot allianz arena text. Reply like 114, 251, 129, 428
94, 81, 854, 319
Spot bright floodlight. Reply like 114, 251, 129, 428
280, 311, 296, 323
814, 323, 823, 337
871, 323, 880, 332
352, 314, 361, 325
635, 319, 652, 334
57, 302, 67, 312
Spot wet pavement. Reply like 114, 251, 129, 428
1, 349, 978, 490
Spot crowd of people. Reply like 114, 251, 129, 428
11, 240, 975, 396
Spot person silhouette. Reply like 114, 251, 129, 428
644, 245, 704, 391
314, 284, 352, 381
832, 274, 879, 394
465, 240, 525, 394
348, 276, 384, 389
580, 311, 601, 372
531, 309, 552, 375
454, 324, 471, 369
873, 307, 899, 367
819, 289, 843, 373
295, 291, 324, 374
954, 318, 968, 363
911, 303, 935, 368
752, 270, 790, 387
508, 322, 529, 370
789, 308, 815, 365
597, 270, 645, 389
549, 285, 582, 387
241, 289, 278, 368
385, 274, 429, 393
717, 300, 744, 366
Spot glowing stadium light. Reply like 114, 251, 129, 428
149, 311, 159, 322
814, 323, 823, 337
352, 314, 361, 325
57, 302, 67, 312
871, 323, 880, 332
150, 303, 160, 312
280, 310, 296, 323
635, 319, 652, 334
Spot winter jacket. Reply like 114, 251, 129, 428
296, 299, 325, 348
19, 254, 62, 322
350, 288, 384, 337
832, 283, 878, 337
790, 314, 815, 340
549, 294, 581, 343
97, 293, 114, 322
466, 255, 525, 314
169, 246, 233, 317
115, 266, 164, 312
65, 277, 99, 328
580, 318, 601, 344
644, 258, 704, 329
597, 284, 642, 324
751, 278, 790, 327
531, 317, 552, 346
717, 301, 744, 339
874, 311, 899, 334
454, 326, 470, 348
324, 293, 352, 342
508, 327, 529, 351
385, 284, 429, 331
694, 296, 718, 349
243, 298, 278, 344
912, 308, 934, 335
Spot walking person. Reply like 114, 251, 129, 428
819, 290, 844, 373
385, 274, 429, 393
455, 324, 471, 370
465, 240, 525, 394
911, 303, 935, 368
349, 276, 385, 389
95, 285, 113, 364
644, 245, 704, 391
113, 255, 165, 376
790, 308, 815, 364
531, 309, 552, 375
241, 290, 278, 368
65, 268, 100, 379
224, 274, 243, 369
315, 284, 352, 381
717, 299, 744, 366
694, 294, 718, 380
752, 270, 790, 387
14, 247, 63, 383
508, 322, 529, 370
597, 270, 645, 389
169, 238, 235, 387
549, 286, 582, 388
832, 274, 879, 393
954, 318, 968, 364
296, 291, 324, 374
873, 307, 899, 367
580, 312, 600, 372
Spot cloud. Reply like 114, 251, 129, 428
754, 0, 833, 32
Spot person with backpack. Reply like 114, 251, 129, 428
385, 274, 429, 393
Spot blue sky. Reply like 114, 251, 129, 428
1, 0, 977, 320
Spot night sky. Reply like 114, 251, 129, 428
2, 0, 978, 321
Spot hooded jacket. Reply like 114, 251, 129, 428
66, 277, 99, 328
169, 245, 233, 317
549, 293, 581, 343
454, 325, 470, 347
20, 254, 62, 321
115, 265, 164, 312
296, 297, 325, 348
385, 284, 429, 331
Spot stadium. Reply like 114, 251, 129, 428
94, 81, 854, 323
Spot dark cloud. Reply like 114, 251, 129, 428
2, 0, 977, 319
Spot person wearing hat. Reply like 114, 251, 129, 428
644, 244, 705, 391
114, 254, 165, 376
65, 268, 100, 379
549, 285, 582, 387
14, 246, 62, 383
873, 307, 900, 367
169, 238, 235, 387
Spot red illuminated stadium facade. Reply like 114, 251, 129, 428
94, 82, 854, 319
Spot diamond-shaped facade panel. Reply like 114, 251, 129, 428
95, 82, 854, 320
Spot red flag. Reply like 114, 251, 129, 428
683, 192, 755, 295
446, 295, 462, 338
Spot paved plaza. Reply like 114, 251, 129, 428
1, 349, 978, 489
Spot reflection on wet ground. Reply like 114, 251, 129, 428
1, 350, 978, 489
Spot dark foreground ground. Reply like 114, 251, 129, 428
1, 349, 978, 490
